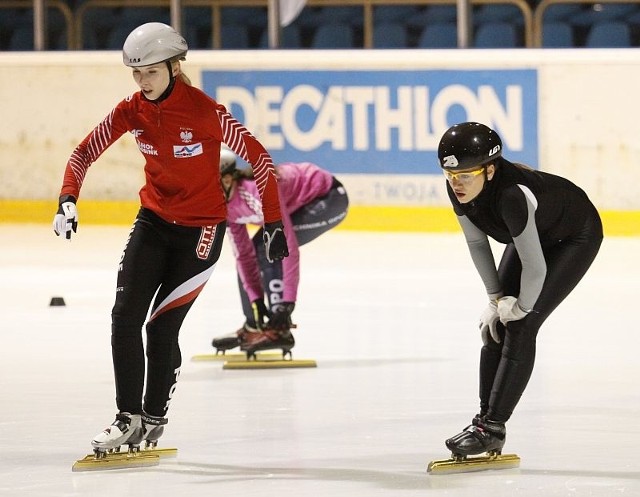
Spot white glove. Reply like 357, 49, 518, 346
53, 200, 78, 240
497, 296, 529, 324
479, 301, 500, 344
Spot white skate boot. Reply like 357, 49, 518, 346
91, 412, 143, 456
72, 412, 175, 471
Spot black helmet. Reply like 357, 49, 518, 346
438, 122, 502, 170
219, 148, 237, 176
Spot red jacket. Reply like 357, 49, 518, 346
60, 78, 282, 227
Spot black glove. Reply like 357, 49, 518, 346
251, 299, 271, 331
269, 302, 295, 331
263, 221, 289, 263
52, 194, 78, 240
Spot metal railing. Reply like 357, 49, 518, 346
532, 0, 640, 47
71, 0, 533, 49
23, 0, 640, 50
0, 0, 74, 49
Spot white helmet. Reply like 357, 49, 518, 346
220, 148, 237, 176
123, 22, 188, 67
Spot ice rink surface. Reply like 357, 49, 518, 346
1, 223, 639, 497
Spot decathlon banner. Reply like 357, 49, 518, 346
202, 69, 538, 174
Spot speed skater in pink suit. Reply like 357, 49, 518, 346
211, 150, 349, 358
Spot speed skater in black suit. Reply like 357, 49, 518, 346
437, 122, 602, 460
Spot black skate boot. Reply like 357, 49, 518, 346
240, 328, 295, 360
211, 323, 258, 354
445, 416, 506, 459
141, 412, 168, 449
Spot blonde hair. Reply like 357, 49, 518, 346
169, 57, 192, 86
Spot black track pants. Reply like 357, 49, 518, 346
111, 208, 225, 417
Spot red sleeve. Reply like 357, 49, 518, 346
216, 106, 282, 223
60, 103, 128, 199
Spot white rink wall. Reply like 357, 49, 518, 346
2, 49, 640, 210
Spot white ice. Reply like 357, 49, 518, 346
1, 224, 639, 497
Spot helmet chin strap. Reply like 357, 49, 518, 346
144, 61, 176, 103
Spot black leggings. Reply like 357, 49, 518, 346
111, 208, 225, 417
238, 178, 349, 323
480, 212, 603, 423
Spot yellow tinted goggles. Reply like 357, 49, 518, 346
443, 167, 485, 183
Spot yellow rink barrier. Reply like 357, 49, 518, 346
0, 200, 638, 237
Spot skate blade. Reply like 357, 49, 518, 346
427, 453, 520, 474
223, 359, 317, 370
72, 452, 159, 472
191, 352, 282, 362
72, 447, 178, 472
140, 446, 178, 458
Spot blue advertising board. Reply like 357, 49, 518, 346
202, 69, 538, 174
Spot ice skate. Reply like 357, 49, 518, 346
211, 323, 258, 354
240, 328, 295, 360
73, 412, 177, 472
220, 327, 315, 369
427, 416, 520, 474
446, 416, 506, 457
91, 412, 143, 455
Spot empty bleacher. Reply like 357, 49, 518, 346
2, 0, 640, 51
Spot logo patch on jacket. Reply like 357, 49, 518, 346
138, 141, 158, 156
173, 143, 203, 158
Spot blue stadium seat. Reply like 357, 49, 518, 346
220, 24, 251, 49
542, 21, 574, 48
47, 8, 69, 48
373, 5, 419, 23
258, 25, 302, 48
474, 22, 518, 47
473, 4, 523, 24
8, 25, 34, 50
106, 25, 135, 50
306, 6, 363, 26
407, 6, 456, 28
0, 8, 29, 29
417, 22, 457, 48
3, 7, 68, 50
51, 29, 69, 50
183, 7, 213, 48
205, 24, 252, 49
571, 4, 638, 27
373, 22, 407, 48
79, 7, 121, 49
585, 21, 631, 47
221, 7, 266, 28
101, 5, 171, 49
119, 7, 170, 26
541, 4, 583, 22
181, 25, 200, 49
626, 8, 640, 23
184, 7, 212, 30
311, 22, 355, 48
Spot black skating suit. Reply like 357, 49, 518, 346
447, 158, 603, 423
